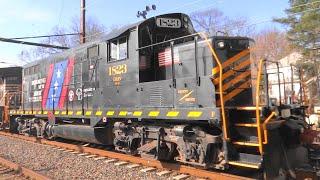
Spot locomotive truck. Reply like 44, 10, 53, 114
8, 13, 317, 179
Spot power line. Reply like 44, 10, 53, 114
8, 33, 80, 40
0, 37, 69, 49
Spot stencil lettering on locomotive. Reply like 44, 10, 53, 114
30, 78, 46, 102
178, 89, 196, 103
68, 90, 74, 102
108, 64, 127, 86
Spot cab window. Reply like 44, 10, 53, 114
109, 37, 128, 61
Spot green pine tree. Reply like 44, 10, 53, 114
275, 0, 320, 104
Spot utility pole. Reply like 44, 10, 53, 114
80, 0, 86, 44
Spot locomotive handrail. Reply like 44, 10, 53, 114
199, 32, 228, 141
136, 33, 200, 50
256, 58, 265, 154
262, 111, 276, 145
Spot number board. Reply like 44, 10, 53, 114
156, 18, 181, 28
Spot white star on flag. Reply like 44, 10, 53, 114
54, 81, 59, 90
56, 69, 61, 78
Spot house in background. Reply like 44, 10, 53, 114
266, 52, 303, 105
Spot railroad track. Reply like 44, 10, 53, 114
0, 154, 49, 180
0, 131, 252, 180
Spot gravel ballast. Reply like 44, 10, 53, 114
0, 135, 197, 180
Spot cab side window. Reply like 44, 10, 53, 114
109, 36, 128, 61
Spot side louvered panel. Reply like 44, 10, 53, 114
149, 86, 163, 106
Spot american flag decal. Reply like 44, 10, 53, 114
158, 48, 180, 67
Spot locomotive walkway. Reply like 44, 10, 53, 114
0, 131, 252, 180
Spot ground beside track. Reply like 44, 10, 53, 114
0, 135, 199, 180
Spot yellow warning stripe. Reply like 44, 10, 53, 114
9, 109, 207, 120
217, 81, 251, 106
76, 111, 82, 115
106, 111, 114, 116
119, 111, 127, 116
212, 49, 250, 76
95, 111, 103, 116
166, 111, 179, 117
133, 111, 142, 116
222, 71, 251, 91
85, 111, 92, 116
148, 111, 160, 117
213, 58, 251, 85
187, 111, 202, 118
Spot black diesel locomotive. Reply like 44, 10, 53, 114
9, 13, 310, 178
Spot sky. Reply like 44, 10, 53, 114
0, 0, 290, 67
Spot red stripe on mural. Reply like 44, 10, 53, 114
42, 64, 54, 108
58, 57, 74, 108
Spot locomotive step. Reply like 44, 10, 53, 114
234, 123, 258, 127
228, 160, 261, 169
229, 153, 262, 169
235, 106, 262, 110
232, 140, 259, 147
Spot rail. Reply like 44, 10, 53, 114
0, 131, 251, 180
0, 155, 49, 180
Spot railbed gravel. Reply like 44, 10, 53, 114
0, 135, 198, 180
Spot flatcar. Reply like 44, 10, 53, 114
8, 13, 317, 179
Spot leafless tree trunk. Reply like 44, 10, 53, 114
19, 16, 107, 62
190, 8, 254, 36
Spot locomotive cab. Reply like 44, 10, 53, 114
138, 13, 196, 84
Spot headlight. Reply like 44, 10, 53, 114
183, 17, 188, 22
217, 41, 225, 49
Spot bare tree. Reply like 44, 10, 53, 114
19, 16, 106, 62
251, 28, 293, 62
190, 8, 254, 36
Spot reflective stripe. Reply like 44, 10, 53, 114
85, 111, 92, 116
148, 111, 160, 117
119, 111, 127, 116
166, 111, 179, 117
61, 111, 67, 115
95, 111, 103, 116
43, 111, 48, 115
54, 111, 60, 115
37, 111, 42, 114
76, 111, 82, 115
68, 111, 74, 115
187, 111, 202, 118
133, 111, 142, 116
106, 111, 115, 116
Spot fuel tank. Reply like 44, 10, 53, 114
52, 125, 113, 145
